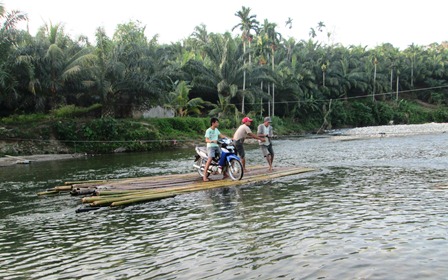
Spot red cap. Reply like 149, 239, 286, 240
242, 117, 253, 123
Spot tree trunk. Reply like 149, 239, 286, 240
373, 63, 377, 102
267, 82, 271, 116
242, 41, 246, 114
317, 99, 332, 134
271, 50, 275, 117
260, 81, 263, 117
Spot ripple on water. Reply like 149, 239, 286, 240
1, 134, 448, 279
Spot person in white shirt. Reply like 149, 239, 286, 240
232, 117, 265, 172
257, 117, 274, 171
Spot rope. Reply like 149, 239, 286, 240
0, 138, 188, 144
240, 85, 448, 106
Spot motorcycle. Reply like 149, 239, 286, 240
193, 138, 244, 180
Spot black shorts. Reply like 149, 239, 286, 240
235, 140, 245, 158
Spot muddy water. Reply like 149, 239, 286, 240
1, 133, 447, 279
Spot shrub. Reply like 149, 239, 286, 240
1, 113, 47, 124
372, 102, 395, 125
432, 109, 448, 122
82, 118, 121, 140
53, 120, 79, 141
51, 104, 102, 118
328, 101, 350, 128
350, 102, 375, 126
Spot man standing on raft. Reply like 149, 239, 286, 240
233, 117, 265, 173
257, 116, 274, 172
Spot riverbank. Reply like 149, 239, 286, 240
331, 122, 448, 141
0, 153, 86, 167
2, 122, 447, 167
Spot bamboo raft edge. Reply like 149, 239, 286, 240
38, 165, 317, 211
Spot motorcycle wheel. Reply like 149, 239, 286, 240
227, 159, 244, 180
196, 158, 209, 178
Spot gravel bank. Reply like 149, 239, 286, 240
0, 153, 85, 167
332, 122, 448, 140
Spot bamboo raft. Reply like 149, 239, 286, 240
38, 165, 316, 212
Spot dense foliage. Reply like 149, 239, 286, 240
0, 116, 222, 154
1, 4, 448, 132
1, 100, 445, 155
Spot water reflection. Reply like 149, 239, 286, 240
1, 133, 448, 279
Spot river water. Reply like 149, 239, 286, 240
0, 133, 447, 279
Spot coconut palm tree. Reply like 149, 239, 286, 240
186, 32, 270, 116
84, 21, 173, 117
402, 44, 425, 89
283, 37, 295, 63
285, 17, 293, 29
260, 19, 281, 116
208, 93, 238, 118
326, 46, 369, 100
232, 6, 259, 114
22, 22, 96, 110
187, 24, 210, 60
0, 5, 27, 48
165, 80, 206, 117
0, 5, 28, 110
186, 33, 244, 97
317, 21, 326, 32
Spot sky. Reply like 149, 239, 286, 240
3, 0, 447, 50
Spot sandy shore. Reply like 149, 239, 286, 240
0, 153, 85, 167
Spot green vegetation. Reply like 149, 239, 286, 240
1, 4, 448, 155
50, 104, 102, 118
1, 99, 446, 156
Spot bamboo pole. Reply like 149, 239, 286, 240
64, 179, 108, 185
107, 167, 316, 207
93, 189, 144, 196
89, 188, 180, 206
81, 190, 149, 203
37, 190, 59, 196
41, 166, 316, 209
54, 185, 73, 191
111, 193, 178, 207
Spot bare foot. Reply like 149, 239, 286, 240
222, 174, 229, 179
203, 178, 211, 182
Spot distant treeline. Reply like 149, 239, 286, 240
1, 5, 448, 129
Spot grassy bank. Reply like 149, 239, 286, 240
1, 100, 447, 156
0, 115, 308, 156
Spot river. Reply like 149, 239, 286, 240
0, 132, 447, 279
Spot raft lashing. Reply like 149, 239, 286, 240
37, 166, 316, 213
